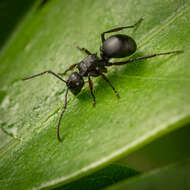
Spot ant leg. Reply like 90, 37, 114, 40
59, 47, 92, 77
108, 50, 184, 66
77, 46, 92, 55
59, 47, 92, 76
88, 74, 96, 107
100, 73, 120, 99
22, 70, 66, 83
58, 63, 78, 76
101, 18, 143, 43
57, 88, 69, 142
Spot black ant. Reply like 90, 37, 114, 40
22, 18, 183, 141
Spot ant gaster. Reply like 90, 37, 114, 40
22, 18, 183, 141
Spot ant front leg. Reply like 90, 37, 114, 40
59, 47, 92, 76
58, 63, 78, 76
88, 73, 96, 107
101, 18, 143, 43
77, 46, 92, 55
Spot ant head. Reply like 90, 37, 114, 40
66, 72, 84, 95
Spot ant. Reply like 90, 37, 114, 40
22, 18, 183, 141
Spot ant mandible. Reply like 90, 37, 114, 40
22, 18, 183, 141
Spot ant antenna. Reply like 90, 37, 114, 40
22, 70, 67, 83
57, 87, 69, 141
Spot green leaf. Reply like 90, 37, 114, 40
0, 0, 190, 189
105, 159, 190, 190
56, 164, 140, 190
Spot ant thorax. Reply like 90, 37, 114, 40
77, 54, 100, 76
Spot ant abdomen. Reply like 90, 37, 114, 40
101, 34, 137, 59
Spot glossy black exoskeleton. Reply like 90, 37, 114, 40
22, 18, 183, 141
101, 34, 137, 59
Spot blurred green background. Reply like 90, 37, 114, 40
0, 0, 36, 51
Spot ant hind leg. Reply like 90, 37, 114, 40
108, 50, 184, 66
101, 18, 143, 43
